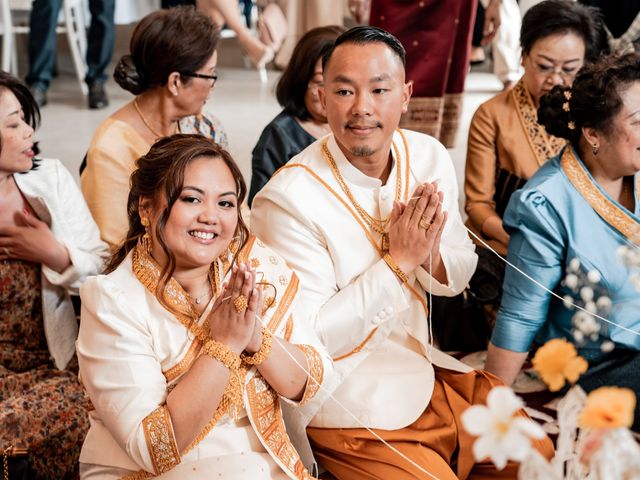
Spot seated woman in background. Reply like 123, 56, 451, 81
0, 72, 108, 479
464, 0, 608, 256
485, 53, 640, 430
248, 25, 344, 205
81, 6, 227, 249
77, 135, 330, 479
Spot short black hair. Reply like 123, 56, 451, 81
521, 0, 609, 61
276, 25, 345, 120
322, 26, 406, 71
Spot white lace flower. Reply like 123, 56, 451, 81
569, 258, 581, 273
563, 295, 575, 309
461, 386, 546, 470
580, 286, 594, 302
587, 270, 602, 283
596, 295, 612, 310
565, 273, 579, 290
601, 340, 615, 353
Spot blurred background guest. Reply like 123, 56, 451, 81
248, 25, 344, 205
365, 0, 500, 148
0, 71, 108, 479
80, 6, 227, 249
26, 0, 115, 109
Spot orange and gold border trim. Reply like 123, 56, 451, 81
562, 147, 640, 240
245, 375, 314, 480
141, 405, 180, 476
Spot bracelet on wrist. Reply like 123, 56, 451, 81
383, 253, 409, 283
202, 339, 241, 370
241, 327, 273, 366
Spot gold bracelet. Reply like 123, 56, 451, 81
383, 253, 409, 283
241, 328, 273, 365
202, 339, 241, 370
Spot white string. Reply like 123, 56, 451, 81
465, 227, 640, 338
271, 334, 441, 480
427, 251, 434, 361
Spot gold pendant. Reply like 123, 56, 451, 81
381, 233, 389, 253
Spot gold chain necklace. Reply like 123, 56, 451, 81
133, 97, 178, 139
322, 139, 403, 239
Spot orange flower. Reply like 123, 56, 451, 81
531, 338, 588, 391
579, 387, 636, 429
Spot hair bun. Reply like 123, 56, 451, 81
537, 86, 579, 142
113, 54, 145, 95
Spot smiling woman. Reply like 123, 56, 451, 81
77, 134, 332, 479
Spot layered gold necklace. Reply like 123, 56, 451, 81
321, 139, 403, 251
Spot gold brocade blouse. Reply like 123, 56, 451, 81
464, 79, 565, 254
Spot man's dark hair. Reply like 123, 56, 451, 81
322, 26, 406, 71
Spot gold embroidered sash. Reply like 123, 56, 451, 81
512, 79, 566, 167
561, 147, 640, 240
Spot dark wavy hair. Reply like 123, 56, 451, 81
0, 70, 41, 168
276, 25, 345, 120
521, 0, 609, 62
113, 6, 219, 95
538, 53, 640, 150
322, 26, 406, 71
106, 134, 249, 310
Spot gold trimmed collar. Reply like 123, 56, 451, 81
512, 79, 566, 167
561, 147, 640, 240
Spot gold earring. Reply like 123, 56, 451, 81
139, 217, 152, 254
592, 144, 599, 155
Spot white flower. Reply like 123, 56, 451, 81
580, 286, 594, 302
587, 270, 601, 284
596, 296, 612, 311
584, 301, 597, 314
461, 386, 546, 470
569, 258, 581, 273
565, 274, 579, 290
601, 340, 615, 352
563, 295, 575, 309
573, 330, 585, 344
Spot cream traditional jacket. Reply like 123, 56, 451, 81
13, 158, 108, 370
77, 237, 330, 479
251, 130, 476, 430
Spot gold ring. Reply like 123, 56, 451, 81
233, 295, 249, 314
419, 217, 432, 231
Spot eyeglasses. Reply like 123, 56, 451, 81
529, 61, 581, 82
180, 72, 218, 87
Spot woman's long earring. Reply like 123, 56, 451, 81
140, 217, 152, 255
